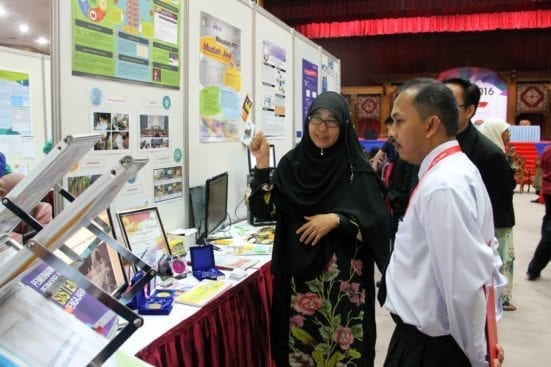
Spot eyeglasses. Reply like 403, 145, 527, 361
308, 115, 339, 128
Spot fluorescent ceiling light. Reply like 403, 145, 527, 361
36, 37, 49, 45
19, 23, 29, 33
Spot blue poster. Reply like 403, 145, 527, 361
302, 59, 318, 136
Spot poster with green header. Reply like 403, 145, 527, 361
0, 69, 31, 135
71, 0, 181, 89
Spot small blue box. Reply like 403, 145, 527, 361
190, 245, 225, 281
126, 272, 175, 315
138, 289, 175, 315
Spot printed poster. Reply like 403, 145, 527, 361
0, 69, 31, 135
302, 59, 318, 131
71, 0, 181, 88
199, 12, 242, 142
261, 40, 287, 138
438, 67, 508, 124
321, 54, 339, 93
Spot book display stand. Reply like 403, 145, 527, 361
0, 134, 154, 366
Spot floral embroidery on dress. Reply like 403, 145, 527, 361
289, 248, 365, 367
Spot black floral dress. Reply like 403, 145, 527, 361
288, 244, 372, 367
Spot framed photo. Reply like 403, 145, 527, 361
62, 210, 127, 298
117, 207, 171, 271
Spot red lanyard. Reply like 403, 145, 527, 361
406, 144, 462, 213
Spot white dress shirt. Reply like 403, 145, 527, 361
384, 140, 495, 367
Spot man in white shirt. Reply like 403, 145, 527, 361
382, 78, 501, 367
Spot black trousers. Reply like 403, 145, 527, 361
528, 193, 551, 276
383, 314, 471, 367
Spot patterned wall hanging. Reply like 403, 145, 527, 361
517, 82, 549, 112
357, 95, 381, 119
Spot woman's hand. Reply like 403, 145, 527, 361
296, 213, 339, 246
248, 132, 270, 169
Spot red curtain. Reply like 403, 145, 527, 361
135, 264, 275, 367
296, 10, 551, 38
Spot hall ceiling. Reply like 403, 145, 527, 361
2, 1, 550, 84
0, 0, 51, 54
262, 0, 551, 85
262, 0, 551, 26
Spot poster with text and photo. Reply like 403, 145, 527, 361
71, 0, 181, 88
321, 54, 339, 93
139, 114, 169, 150
153, 166, 183, 203
199, 12, 242, 142
0, 69, 31, 135
261, 40, 287, 138
302, 59, 318, 126
438, 67, 508, 124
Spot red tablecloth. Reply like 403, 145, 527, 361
136, 263, 274, 367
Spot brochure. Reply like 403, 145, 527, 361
21, 261, 118, 337
213, 254, 258, 270
174, 279, 231, 307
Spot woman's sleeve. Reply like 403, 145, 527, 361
247, 168, 276, 221
336, 214, 361, 238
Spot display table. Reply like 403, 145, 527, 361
121, 258, 275, 367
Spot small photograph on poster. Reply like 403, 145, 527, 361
152, 68, 162, 82
139, 114, 170, 150
153, 166, 183, 203
67, 174, 102, 197
92, 112, 130, 151
240, 94, 253, 122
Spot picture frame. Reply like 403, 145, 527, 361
62, 210, 127, 298
117, 207, 171, 271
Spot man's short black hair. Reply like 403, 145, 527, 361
442, 77, 481, 114
396, 78, 459, 137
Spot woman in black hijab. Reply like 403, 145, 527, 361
248, 91, 390, 367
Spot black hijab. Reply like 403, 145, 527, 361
271, 91, 389, 279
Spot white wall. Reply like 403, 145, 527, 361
186, 0, 254, 223
253, 6, 295, 165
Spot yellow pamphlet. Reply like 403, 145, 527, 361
174, 279, 231, 307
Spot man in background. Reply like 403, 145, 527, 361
443, 77, 517, 311
527, 143, 551, 280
